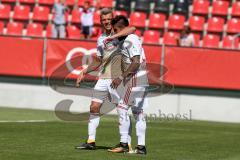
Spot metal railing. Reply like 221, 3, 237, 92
232, 33, 240, 49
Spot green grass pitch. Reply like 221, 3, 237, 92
0, 107, 240, 160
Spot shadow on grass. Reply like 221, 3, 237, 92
75, 145, 112, 151
96, 146, 112, 150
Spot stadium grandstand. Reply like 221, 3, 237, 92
0, 0, 239, 48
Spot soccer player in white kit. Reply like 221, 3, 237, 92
75, 8, 136, 150
107, 16, 148, 154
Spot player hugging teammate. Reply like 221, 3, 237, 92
75, 8, 148, 155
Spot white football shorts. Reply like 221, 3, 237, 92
92, 78, 120, 104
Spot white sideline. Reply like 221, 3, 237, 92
0, 120, 48, 123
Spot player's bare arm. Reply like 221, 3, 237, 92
76, 57, 102, 87
110, 55, 140, 89
104, 26, 136, 43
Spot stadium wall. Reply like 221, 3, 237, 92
1, 36, 240, 90
1, 36, 240, 123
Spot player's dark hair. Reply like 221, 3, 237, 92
111, 15, 129, 27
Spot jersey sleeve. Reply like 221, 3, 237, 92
125, 35, 142, 58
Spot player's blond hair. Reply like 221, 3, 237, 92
100, 8, 113, 19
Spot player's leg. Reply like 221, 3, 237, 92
109, 87, 147, 154
130, 86, 148, 154
88, 100, 102, 143
118, 104, 130, 143
107, 104, 130, 153
75, 79, 109, 150
108, 82, 133, 153
108, 105, 133, 153
82, 26, 88, 39
128, 117, 133, 152
87, 26, 92, 39
131, 106, 147, 154
52, 24, 58, 38
59, 25, 66, 39
76, 100, 102, 150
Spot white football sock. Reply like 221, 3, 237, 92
132, 107, 146, 146
128, 117, 132, 146
136, 113, 146, 146
88, 113, 100, 142
117, 105, 130, 143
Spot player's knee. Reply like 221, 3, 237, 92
90, 101, 101, 113
131, 106, 142, 115
131, 106, 145, 121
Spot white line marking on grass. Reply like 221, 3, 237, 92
0, 120, 48, 123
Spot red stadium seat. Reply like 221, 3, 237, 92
13, 5, 30, 21
19, 0, 35, 5
65, 12, 69, 23
67, 25, 81, 39
226, 18, 240, 34
231, 2, 240, 17
168, 14, 185, 30
207, 17, 224, 33
0, 4, 11, 20
0, 22, 4, 34
134, 29, 142, 37
71, 9, 81, 24
93, 10, 101, 25
222, 35, 239, 49
1, 0, 16, 3
212, 0, 229, 16
32, 6, 50, 22
91, 27, 101, 36
130, 12, 147, 28
66, 0, 75, 6
91, 27, 102, 40
163, 32, 180, 45
38, 0, 55, 6
114, 10, 127, 17
189, 16, 205, 31
202, 34, 220, 48
98, 0, 113, 8
78, 0, 94, 6
143, 30, 160, 44
6, 22, 23, 36
46, 23, 52, 38
26, 23, 43, 37
192, 0, 210, 16
148, 13, 166, 29
190, 33, 201, 47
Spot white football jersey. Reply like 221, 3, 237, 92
120, 34, 149, 87
96, 33, 122, 79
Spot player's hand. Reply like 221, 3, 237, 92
103, 37, 114, 46
123, 77, 130, 86
110, 78, 122, 89
76, 71, 85, 87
